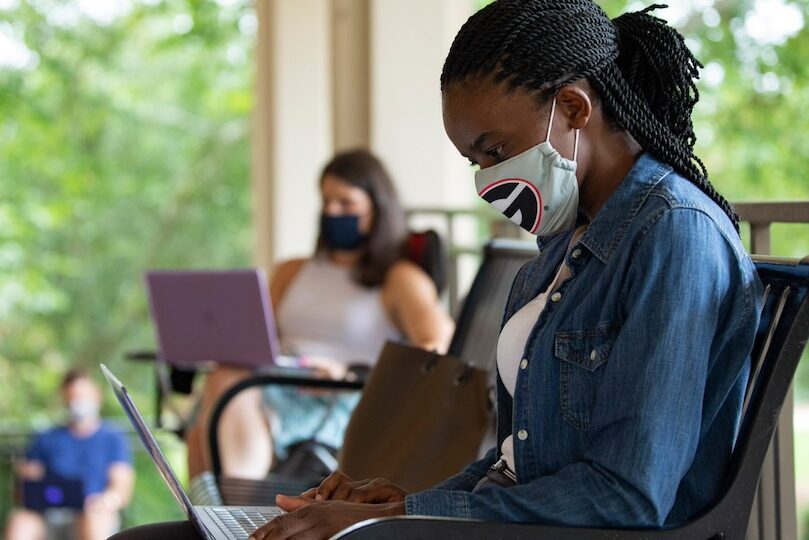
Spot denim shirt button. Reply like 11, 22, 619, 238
589, 349, 597, 361
571, 248, 582, 259
517, 429, 529, 441
550, 292, 562, 302
520, 359, 529, 370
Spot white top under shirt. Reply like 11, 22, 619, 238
496, 226, 588, 474
277, 256, 403, 365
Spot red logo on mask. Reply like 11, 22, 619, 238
479, 178, 543, 234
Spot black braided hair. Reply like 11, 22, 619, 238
441, 0, 739, 232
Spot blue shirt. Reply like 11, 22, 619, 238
405, 154, 762, 528
26, 422, 132, 497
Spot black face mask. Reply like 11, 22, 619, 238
320, 214, 366, 251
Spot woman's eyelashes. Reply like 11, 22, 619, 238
466, 144, 505, 169
486, 144, 505, 161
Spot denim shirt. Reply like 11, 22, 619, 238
405, 154, 762, 528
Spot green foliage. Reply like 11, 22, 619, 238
0, 0, 254, 419
0, 0, 254, 526
802, 507, 809, 540
124, 433, 188, 527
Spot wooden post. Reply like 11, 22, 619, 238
332, 0, 371, 151
745, 219, 797, 540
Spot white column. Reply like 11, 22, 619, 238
332, 0, 371, 151
369, 0, 479, 299
254, 0, 479, 268
252, 0, 334, 267
251, 0, 274, 271
369, 0, 476, 210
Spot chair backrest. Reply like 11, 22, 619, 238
406, 230, 449, 296
447, 239, 537, 369
684, 256, 809, 538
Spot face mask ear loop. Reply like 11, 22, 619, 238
572, 129, 580, 162
545, 98, 557, 143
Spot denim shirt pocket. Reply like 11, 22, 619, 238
555, 322, 620, 430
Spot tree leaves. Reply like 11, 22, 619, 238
0, 0, 253, 419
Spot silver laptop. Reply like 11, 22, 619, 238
145, 269, 281, 369
100, 364, 283, 539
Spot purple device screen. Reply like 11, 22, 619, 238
44, 485, 65, 505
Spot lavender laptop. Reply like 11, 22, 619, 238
145, 269, 281, 369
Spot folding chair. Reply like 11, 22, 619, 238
333, 255, 809, 539
207, 239, 538, 505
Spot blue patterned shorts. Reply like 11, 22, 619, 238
262, 386, 361, 458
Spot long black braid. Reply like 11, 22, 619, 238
441, 0, 740, 232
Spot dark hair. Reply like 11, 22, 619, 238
61, 368, 91, 389
441, 1, 739, 232
317, 149, 408, 287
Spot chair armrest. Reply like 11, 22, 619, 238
208, 373, 365, 477
124, 350, 158, 362
331, 516, 666, 540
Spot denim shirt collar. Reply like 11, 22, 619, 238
535, 153, 673, 264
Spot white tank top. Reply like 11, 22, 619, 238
276, 256, 403, 365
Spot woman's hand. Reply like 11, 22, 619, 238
302, 356, 348, 381
248, 498, 405, 540
295, 356, 350, 397
293, 471, 409, 504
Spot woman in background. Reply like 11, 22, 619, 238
185, 149, 453, 489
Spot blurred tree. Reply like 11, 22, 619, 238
0, 0, 254, 420
0, 0, 255, 526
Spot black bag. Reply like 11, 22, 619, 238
271, 439, 338, 488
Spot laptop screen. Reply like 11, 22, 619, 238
145, 269, 281, 369
100, 365, 198, 519
23, 479, 84, 511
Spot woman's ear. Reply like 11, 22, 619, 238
557, 85, 592, 130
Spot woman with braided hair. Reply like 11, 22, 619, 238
243, 2, 762, 536
113, 1, 763, 538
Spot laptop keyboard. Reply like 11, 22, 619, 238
203, 506, 285, 539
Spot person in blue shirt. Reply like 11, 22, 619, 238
5, 369, 134, 540
109, 1, 763, 538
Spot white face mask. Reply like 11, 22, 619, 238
474, 98, 580, 236
67, 400, 100, 423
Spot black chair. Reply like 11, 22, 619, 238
332, 255, 809, 540
207, 239, 538, 504
407, 229, 450, 297
447, 239, 539, 368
